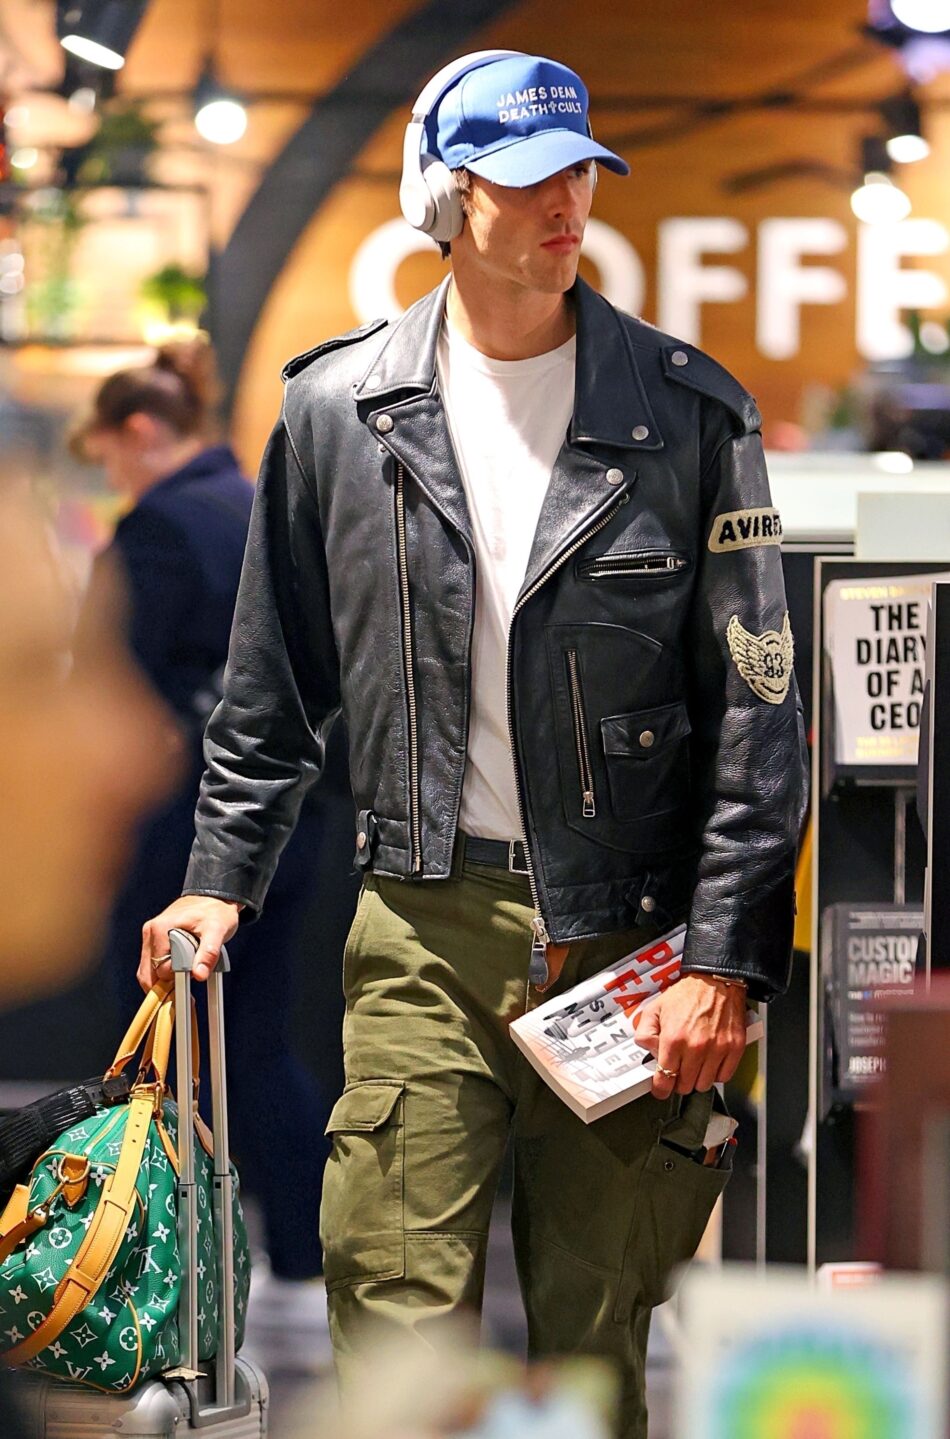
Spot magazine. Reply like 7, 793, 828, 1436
509, 925, 763, 1123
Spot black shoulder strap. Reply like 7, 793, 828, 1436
281, 318, 389, 383
660, 343, 761, 434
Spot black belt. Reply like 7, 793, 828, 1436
463, 834, 529, 875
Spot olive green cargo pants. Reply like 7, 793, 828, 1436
319, 850, 729, 1439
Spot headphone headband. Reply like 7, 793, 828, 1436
408, 49, 525, 124
399, 50, 525, 243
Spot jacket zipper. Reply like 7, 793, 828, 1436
395, 464, 422, 873
580, 551, 687, 581
566, 650, 596, 818
506, 492, 628, 977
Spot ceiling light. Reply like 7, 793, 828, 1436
195, 98, 246, 144
891, 0, 950, 32
887, 132, 930, 161
58, 1, 149, 71
851, 172, 913, 224
193, 61, 247, 144
881, 92, 930, 161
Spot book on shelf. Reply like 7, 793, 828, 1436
509, 924, 763, 1123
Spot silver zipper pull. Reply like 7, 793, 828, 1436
582, 790, 596, 818
529, 914, 551, 987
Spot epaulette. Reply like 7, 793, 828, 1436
660, 342, 761, 435
281, 318, 389, 383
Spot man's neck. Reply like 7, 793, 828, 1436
445, 274, 575, 361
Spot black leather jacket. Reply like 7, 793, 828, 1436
184, 277, 808, 1000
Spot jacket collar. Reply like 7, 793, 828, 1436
355, 276, 663, 454
144, 445, 243, 497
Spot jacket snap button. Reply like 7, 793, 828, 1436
365, 373, 381, 389
641, 895, 656, 913
606, 467, 623, 485
671, 350, 689, 366
375, 414, 394, 434
664, 1158, 675, 1172
631, 425, 649, 441
639, 730, 655, 748
357, 831, 368, 850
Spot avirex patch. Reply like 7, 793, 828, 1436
709, 508, 782, 553
727, 613, 793, 704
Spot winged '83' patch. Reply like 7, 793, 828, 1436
727, 613, 793, 704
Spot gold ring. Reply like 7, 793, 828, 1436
656, 1063, 678, 1080
150, 953, 171, 968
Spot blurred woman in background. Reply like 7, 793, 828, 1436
71, 341, 335, 1367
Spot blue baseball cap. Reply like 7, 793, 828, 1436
429, 54, 629, 188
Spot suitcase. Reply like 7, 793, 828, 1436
13, 930, 268, 1437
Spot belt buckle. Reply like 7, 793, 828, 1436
508, 840, 529, 876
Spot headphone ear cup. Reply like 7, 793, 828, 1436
422, 158, 464, 243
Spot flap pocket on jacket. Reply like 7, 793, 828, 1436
321, 1081, 406, 1291
601, 701, 691, 759
600, 702, 691, 828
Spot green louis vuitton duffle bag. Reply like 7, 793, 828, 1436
0, 979, 250, 1393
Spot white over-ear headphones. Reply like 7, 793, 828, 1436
399, 49, 525, 244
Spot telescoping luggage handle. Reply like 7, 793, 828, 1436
168, 929, 250, 1427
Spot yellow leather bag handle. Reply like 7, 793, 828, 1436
104, 979, 173, 1080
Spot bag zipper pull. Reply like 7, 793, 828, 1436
529, 914, 551, 987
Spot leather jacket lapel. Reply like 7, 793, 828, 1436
354, 277, 472, 541
520, 280, 662, 596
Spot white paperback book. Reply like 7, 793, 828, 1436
509, 925, 763, 1123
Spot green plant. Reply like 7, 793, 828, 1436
77, 100, 161, 186
140, 263, 207, 322
21, 189, 88, 338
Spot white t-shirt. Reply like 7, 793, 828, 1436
436, 317, 576, 840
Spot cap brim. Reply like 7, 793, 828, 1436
464, 130, 629, 187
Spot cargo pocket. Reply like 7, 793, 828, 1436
614, 1095, 730, 1321
320, 1080, 406, 1291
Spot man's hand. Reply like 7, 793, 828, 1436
632, 974, 749, 1100
138, 895, 243, 993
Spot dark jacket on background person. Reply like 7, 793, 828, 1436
97, 444, 252, 751
183, 277, 809, 1000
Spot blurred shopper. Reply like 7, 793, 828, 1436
139, 52, 807, 1437
71, 344, 335, 1369
0, 483, 176, 1436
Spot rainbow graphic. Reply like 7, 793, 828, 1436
711, 1323, 919, 1439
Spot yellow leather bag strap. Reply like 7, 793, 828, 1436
1, 1089, 153, 1367
105, 980, 173, 1080
0, 1187, 46, 1266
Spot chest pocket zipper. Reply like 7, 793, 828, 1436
578, 551, 688, 582
566, 650, 596, 819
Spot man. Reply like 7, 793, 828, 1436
142, 51, 807, 1436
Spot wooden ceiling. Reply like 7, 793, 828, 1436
3, 0, 949, 464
